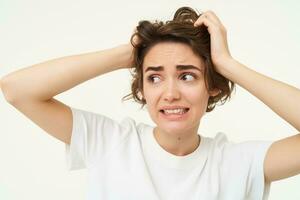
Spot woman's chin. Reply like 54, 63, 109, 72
158, 123, 191, 135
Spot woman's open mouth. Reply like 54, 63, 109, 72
160, 108, 189, 115
159, 108, 190, 120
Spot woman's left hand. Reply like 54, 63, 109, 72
194, 10, 233, 73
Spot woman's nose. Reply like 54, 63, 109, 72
163, 81, 180, 102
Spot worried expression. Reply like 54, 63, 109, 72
142, 41, 218, 135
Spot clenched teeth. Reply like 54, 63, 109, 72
162, 108, 189, 114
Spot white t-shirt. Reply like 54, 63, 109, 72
66, 107, 273, 200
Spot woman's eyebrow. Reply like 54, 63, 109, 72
144, 64, 203, 73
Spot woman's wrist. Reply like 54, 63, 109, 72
214, 56, 236, 75
114, 43, 134, 69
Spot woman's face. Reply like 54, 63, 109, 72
142, 41, 217, 135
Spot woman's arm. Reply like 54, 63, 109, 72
0, 43, 134, 144
219, 58, 300, 132
194, 10, 300, 183
1, 43, 133, 102
217, 55, 300, 183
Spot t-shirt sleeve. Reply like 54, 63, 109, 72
225, 138, 272, 200
65, 107, 131, 171
206, 132, 274, 199
237, 140, 274, 199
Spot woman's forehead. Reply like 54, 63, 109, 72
142, 42, 204, 71
144, 64, 203, 74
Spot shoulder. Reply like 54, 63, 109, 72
206, 132, 272, 163
205, 132, 230, 153
71, 107, 138, 128
70, 107, 147, 142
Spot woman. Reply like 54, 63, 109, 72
1, 6, 300, 200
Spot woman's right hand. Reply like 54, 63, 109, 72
131, 27, 141, 47
121, 28, 141, 69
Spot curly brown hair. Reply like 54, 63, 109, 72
122, 6, 235, 112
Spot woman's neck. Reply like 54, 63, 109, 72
153, 126, 201, 156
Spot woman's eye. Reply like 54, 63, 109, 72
147, 73, 196, 83
181, 73, 196, 81
148, 75, 161, 83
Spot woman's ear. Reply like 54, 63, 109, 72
209, 88, 221, 97
138, 91, 146, 101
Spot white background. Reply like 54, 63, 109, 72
1, 0, 300, 199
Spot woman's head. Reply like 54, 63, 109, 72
123, 6, 235, 115
141, 41, 219, 134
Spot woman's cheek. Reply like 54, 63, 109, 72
183, 86, 209, 102
144, 88, 161, 108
